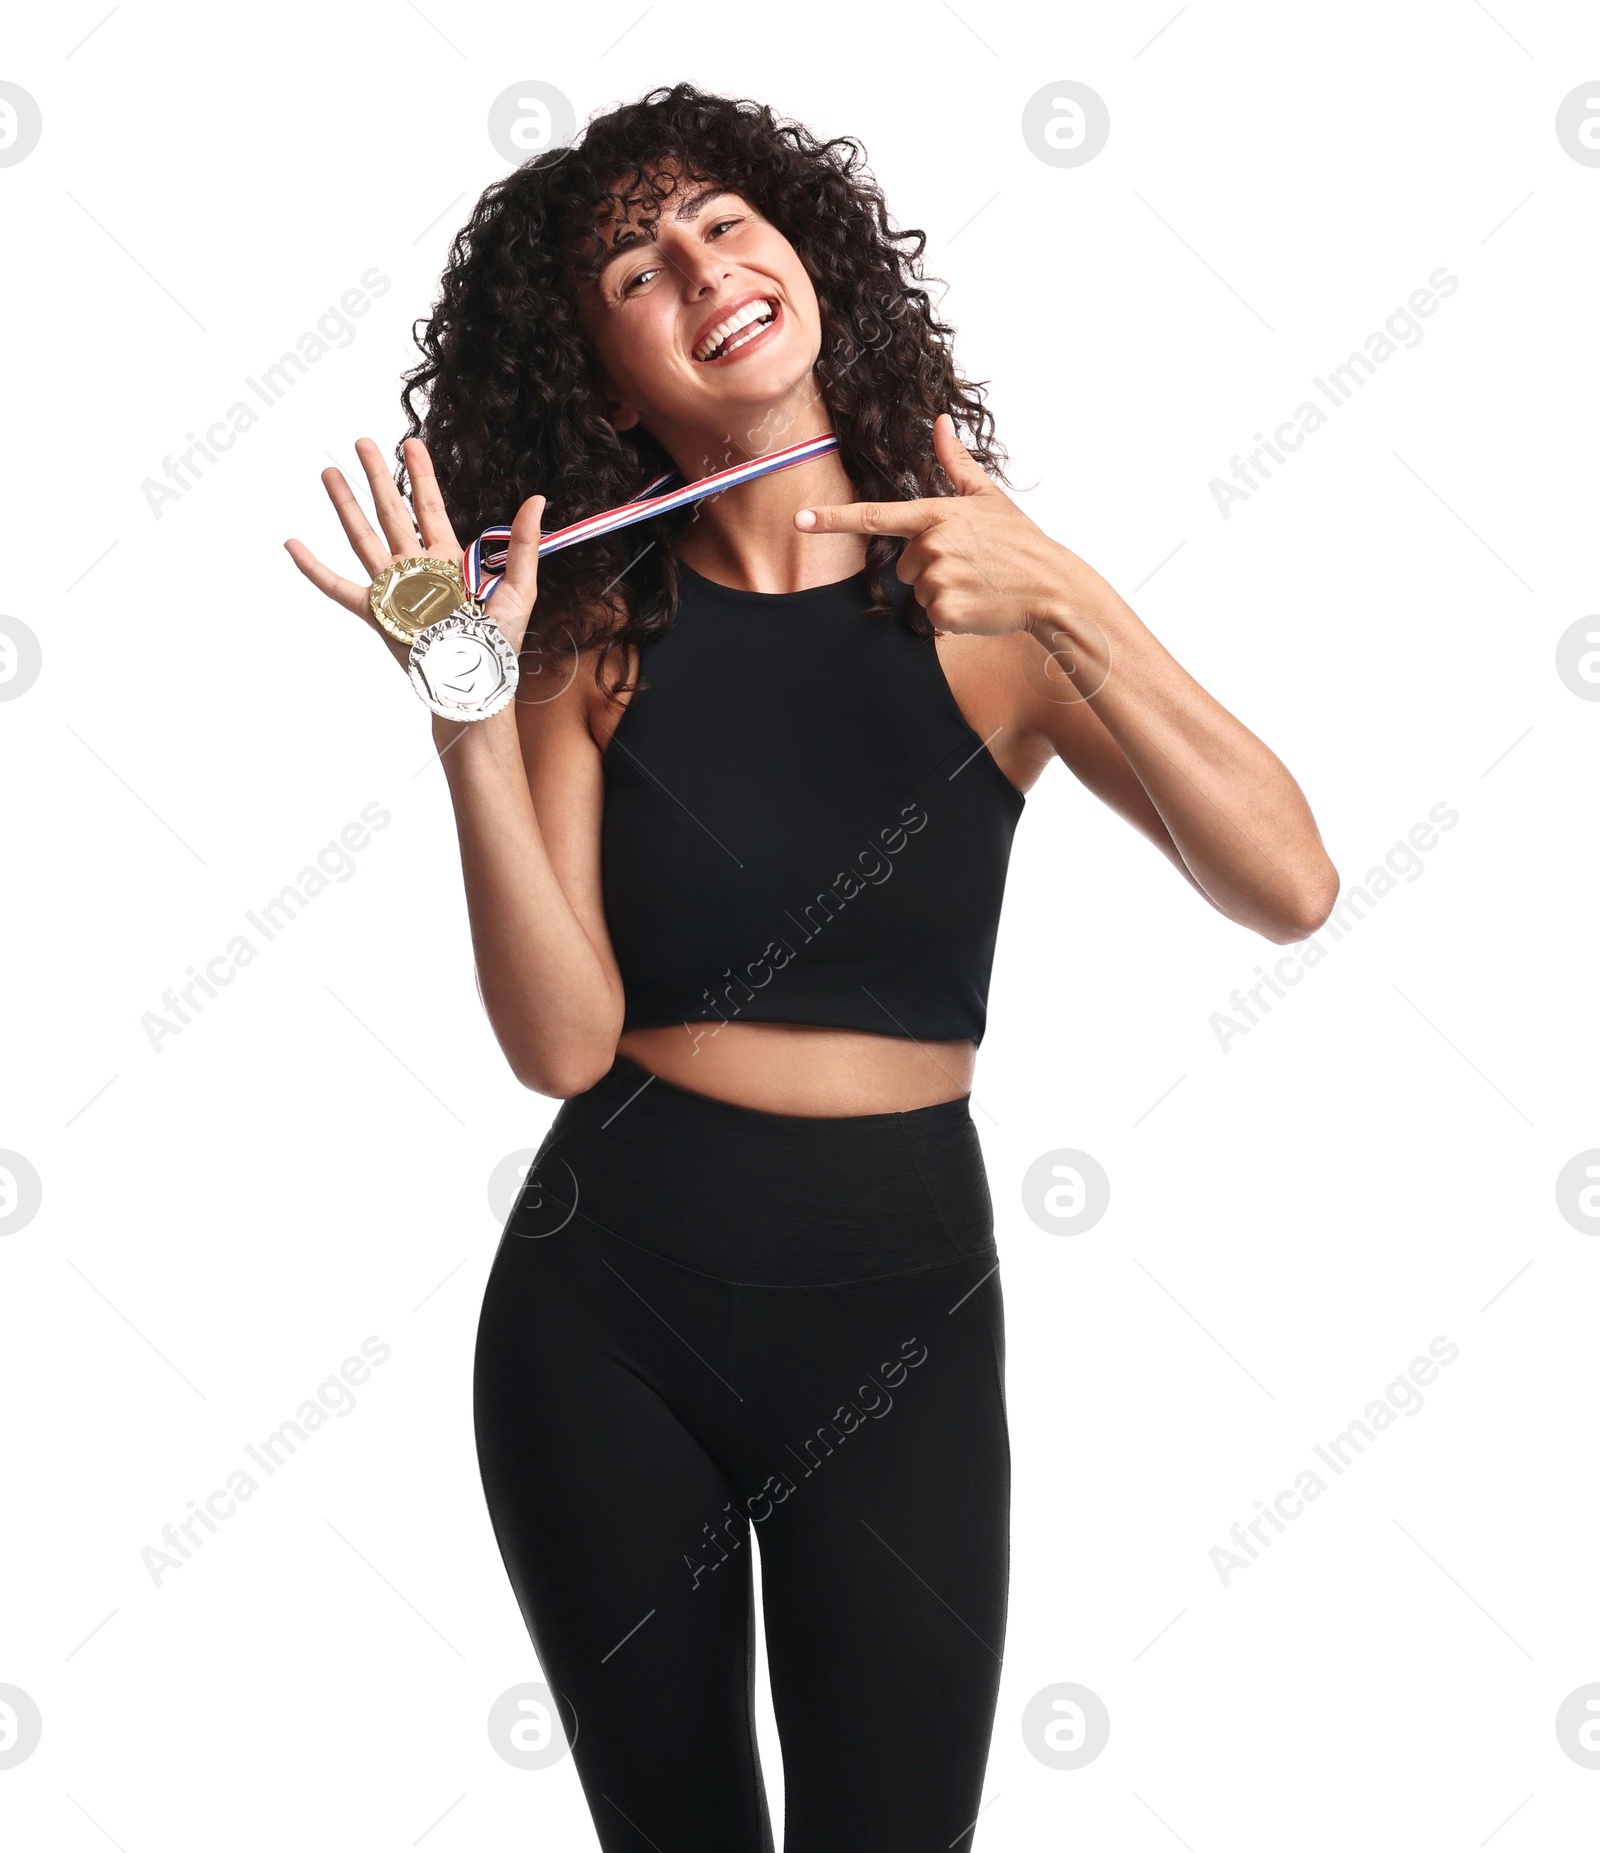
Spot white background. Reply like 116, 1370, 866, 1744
2, 2, 1597, 1847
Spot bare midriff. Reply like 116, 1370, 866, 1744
616, 1020, 976, 1116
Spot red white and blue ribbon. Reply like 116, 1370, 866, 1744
465, 431, 840, 603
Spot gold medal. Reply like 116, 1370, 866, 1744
369, 555, 467, 644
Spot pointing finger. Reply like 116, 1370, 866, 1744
794, 498, 948, 537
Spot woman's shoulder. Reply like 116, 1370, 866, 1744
505, 627, 620, 754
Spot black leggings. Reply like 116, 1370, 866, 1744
473, 1052, 1010, 1851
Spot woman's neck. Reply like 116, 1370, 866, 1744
636, 382, 865, 595
668, 449, 866, 594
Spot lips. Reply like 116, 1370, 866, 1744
691, 292, 780, 364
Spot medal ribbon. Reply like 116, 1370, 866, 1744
464, 430, 840, 603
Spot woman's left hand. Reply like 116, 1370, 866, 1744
794, 412, 1091, 637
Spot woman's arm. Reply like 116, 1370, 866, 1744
433, 678, 623, 1096
798, 414, 1340, 944
286, 435, 623, 1096
1017, 582, 1338, 944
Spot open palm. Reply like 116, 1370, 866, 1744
284, 435, 547, 673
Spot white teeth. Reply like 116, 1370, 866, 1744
694, 298, 775, 361
720, 321, 768, 357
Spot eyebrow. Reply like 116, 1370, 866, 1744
594, 186, 733, 280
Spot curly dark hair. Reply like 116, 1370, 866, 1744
397, 81, 1008, 694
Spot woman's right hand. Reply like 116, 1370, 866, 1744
283, 434, 549, 673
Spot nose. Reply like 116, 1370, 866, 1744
670, 231, 733, 296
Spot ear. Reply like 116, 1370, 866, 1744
593, 369, 642, 433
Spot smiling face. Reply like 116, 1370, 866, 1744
574, 169, 826, 460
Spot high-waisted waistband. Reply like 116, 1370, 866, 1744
505, 1052, 996, 1288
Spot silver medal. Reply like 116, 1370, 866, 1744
408, 605, 519, 722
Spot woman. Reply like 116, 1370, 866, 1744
286, 82, 1336, 1853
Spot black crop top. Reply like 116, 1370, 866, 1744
600, 559, 1026, 1045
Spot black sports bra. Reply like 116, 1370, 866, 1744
600, 559, 1026, 1045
